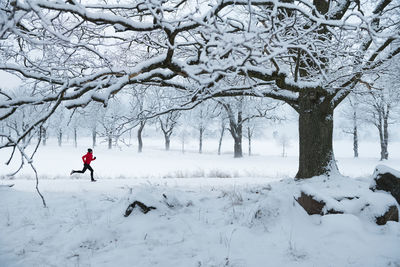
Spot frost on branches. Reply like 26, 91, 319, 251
0, 0, 399, 178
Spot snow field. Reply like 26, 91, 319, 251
0, 138, 400, 266
1, 137, 399, 180
1, 176, 400, 267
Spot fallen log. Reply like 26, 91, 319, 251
124, 201, 156, 217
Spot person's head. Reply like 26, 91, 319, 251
88, 148, 93, 153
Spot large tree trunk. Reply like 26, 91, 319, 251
296, 97, 338, 179
234, 136, 242, 158
137, 121, 145, 153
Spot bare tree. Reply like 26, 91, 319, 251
277, 134, 291, 158
221, 98, 244, 158
243, 98, 284, 156
131, 87, 152, 153
220, 96, 281, 158
48, 107, 68, 147
340, 95, 362, 158
217, 115, 228, 156
67, 109, 86, 148
98, 99, 126, 149
187, 102, 218, 154
357, 63, 400, 160
82, 103, 104, 148
177, 123, 190, 154
159, 111, 180, 151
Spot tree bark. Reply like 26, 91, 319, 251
234, 136, 243, 158
137, 121, 145, 153
233, 111, 243, 158
247, 127, 252, 156
296, 96, 338, 179
383, 109, 389, 160
218, 122, 225, 155
379, 109, 389, 160
380, 140, 388, 160
224, 102, 243, 158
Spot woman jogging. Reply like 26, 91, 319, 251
71, 148, 97, 182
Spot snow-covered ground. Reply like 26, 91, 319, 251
1, 138, 400, 267
2, 137, 399, 180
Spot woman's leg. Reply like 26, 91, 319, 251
72, 164, 88, 174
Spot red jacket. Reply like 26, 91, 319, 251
82, 152, 95, 165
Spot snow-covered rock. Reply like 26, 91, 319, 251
371, 165, 400, 205
296, 176, 399, 225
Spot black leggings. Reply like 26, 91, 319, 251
73, 164, 94, 179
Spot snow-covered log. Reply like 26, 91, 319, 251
124, 201, 156, 217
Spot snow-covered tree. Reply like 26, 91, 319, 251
219, 96, 282, 158
47, 107, 68, 147
158, 111, 180, 151
176, 120, 190, 154
220, 98, 245, 158
80, 103, 104, 148
339, 95, 362, 158
243, 97, 284, 156
187, 102, 218, 154
98, 99, 126, 149
125, 86, 157, 153
0, 0, 399, 178
66, 109, 87, 148
357, 62, 400, 160
197, 1, 400, 177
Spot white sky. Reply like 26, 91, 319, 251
0, 70, 21, 90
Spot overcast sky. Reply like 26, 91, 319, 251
0, 70, 21, 90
